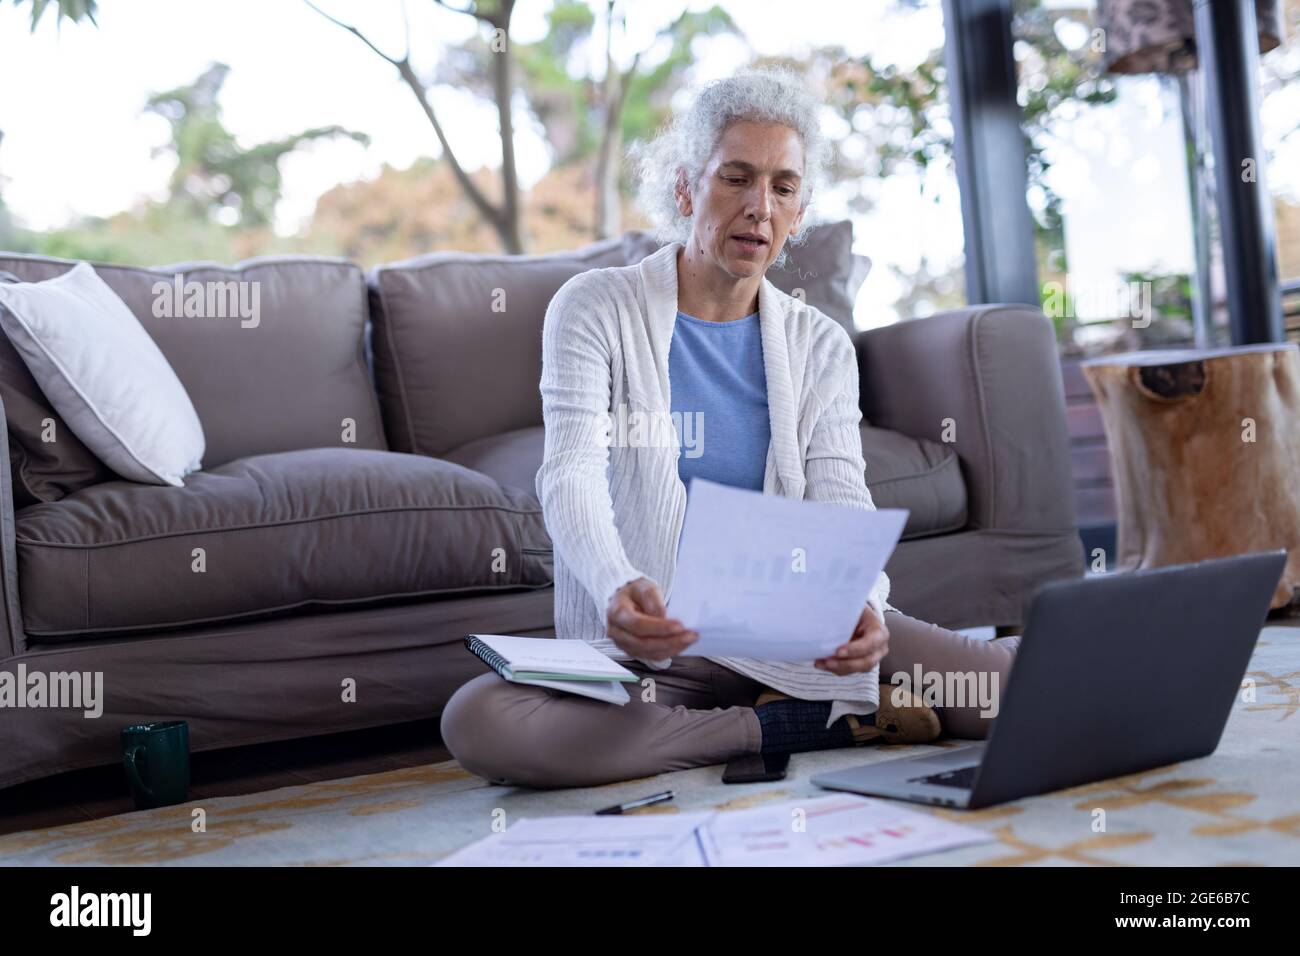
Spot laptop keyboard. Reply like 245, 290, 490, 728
909, 764, 979, 789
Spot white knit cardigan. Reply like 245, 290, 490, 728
535, 241, 893, 724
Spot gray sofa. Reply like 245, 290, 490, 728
0, 228, 1082, 790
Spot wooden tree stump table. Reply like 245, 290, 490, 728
1082, 343, 1300, 609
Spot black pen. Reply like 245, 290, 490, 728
595, 790, 675, 815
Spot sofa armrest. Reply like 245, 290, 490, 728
856, 304, 1078, 535
0, 395, 24, 658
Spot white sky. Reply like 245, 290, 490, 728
0, 0, 1294, 328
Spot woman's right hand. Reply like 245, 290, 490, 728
605, 577, 698, 661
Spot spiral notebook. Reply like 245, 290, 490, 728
465, 634, 638, 705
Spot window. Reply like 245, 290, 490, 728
1260, 0, 1300, 335
1014, 0, 1200, 359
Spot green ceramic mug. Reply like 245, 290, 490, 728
121, 720, 190, 810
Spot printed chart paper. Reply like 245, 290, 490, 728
668, 479, 908, 660
435, 812, 714, 867
697, 794, 992, 867
434, 796, 990, 867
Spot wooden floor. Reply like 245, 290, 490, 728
0, 719, 451, 838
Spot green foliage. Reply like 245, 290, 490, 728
2, 0, 1126, 295
828, 1, 1115, 230
6, 61, 365, 264
1123, 269, 1194, 324
511, 0, 603, 163
835, 49, 951, 175
1041, 287, 1079, 345
146, 63, 369, 228
491, 3, 739, 166
620, 6, 737, 143
1013, 0, 1117, 263
12, 203, 296, 265
10, 0, 96, 31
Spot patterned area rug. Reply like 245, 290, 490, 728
2, 626, 1298, 866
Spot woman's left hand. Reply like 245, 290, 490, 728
815, 604, 889, 675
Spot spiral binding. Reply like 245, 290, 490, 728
464, 636, 511, 676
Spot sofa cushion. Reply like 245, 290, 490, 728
441, 422, 964, 541
766, 220, 871, 332
861, 425, 967, 539
442, 425, 544, 498
0, 254, 387, 471
368, 234, 647, 458
0, 270, 116, 506
0, 262, 206, 486
16, 448, 552, 638
368, 225, 868, 460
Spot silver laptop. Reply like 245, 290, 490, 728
812, 551, 1286, 809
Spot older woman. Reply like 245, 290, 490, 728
441, 69, 1020, 789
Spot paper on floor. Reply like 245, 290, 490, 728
434, 812, 714, 867
696, 794, 992, 867
434, 795, 990, 867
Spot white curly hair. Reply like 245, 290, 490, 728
631, 67, 829, 269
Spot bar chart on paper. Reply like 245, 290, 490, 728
698, 795, 992, 866
435, 813, 715, 867
668, 479, 908, 660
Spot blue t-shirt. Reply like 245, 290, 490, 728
668, 309, 770, 493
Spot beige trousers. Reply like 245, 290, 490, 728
440, 609, 1020, 789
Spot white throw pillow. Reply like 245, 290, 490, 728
0, 261, 205, 486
